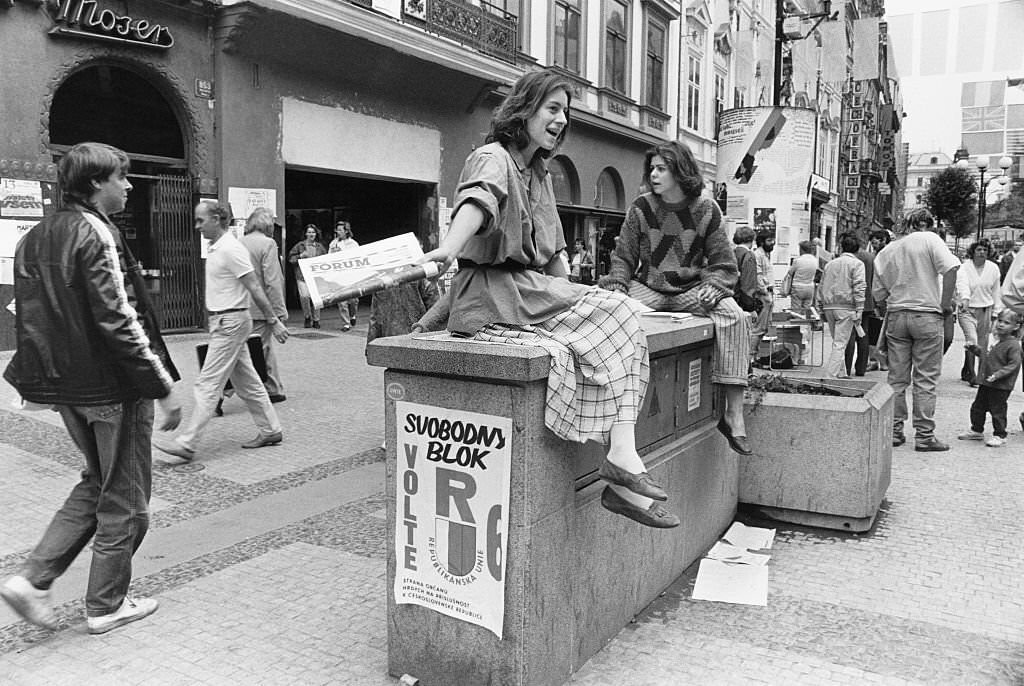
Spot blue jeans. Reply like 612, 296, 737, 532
23, 399, 154, 616
886, 310, 944, 441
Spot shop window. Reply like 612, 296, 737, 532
553, 0, 582, 73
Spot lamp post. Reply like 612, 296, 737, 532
956, 155, 1012, 242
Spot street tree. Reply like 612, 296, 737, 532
924, 166, 976, 245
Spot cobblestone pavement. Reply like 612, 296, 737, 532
0, 308, 1022, 685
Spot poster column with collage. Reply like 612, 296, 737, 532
715, 106, 817, 307
0, 175, 57, 349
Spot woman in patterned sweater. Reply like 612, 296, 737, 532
602, 141, 753, 455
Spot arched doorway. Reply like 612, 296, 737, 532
49, 63, 201, 331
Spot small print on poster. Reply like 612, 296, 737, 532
394, 402, 513, 638
0, 178, 44, 218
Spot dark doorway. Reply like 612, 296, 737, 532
48, 63, 199, 331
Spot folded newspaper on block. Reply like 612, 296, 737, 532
297, 232, 440, 309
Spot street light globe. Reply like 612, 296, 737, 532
955, 159, 970, 170
997, 174, 1010, 186
999, 155, 1013, 171
976, 156, 989, 170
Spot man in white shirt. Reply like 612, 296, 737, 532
873, 209, 960, 451
157, 200, 289, 460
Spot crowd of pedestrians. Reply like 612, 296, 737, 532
4, 70, 1024, 643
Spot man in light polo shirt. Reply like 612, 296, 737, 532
157, 200, 290, 460
873, 208, 960, 451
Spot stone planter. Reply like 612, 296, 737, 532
740, 375, 894, 532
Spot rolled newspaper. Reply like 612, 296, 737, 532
319, 261, 442, 309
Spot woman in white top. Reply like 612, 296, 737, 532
955, 240, 1001, 385
328, 221, 360, 331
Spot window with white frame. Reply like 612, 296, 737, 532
713, 71, 727, 135
553, 0, 582, 73
686, 53, 702, 130
645, 18, 667, 110
605, 0, 629, 94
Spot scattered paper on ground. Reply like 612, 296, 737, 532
706, 541, 770, 566
723, 522, 775, 551
691, 559, 769, 606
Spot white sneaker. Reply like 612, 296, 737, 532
985, 436, 1007, 448
957, 430, 985, 441
87, 597, 158, 635
0, 575, 58, 630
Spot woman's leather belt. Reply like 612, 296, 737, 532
459, 259, 541, 273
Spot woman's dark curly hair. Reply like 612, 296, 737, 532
486, 69, 573, 157
641, 140, 705, 198
964, 239, 991, 259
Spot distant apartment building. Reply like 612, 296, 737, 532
903, 151, 954, 210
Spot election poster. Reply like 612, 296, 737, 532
393, 401, 513, 638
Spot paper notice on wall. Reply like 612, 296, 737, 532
687, 358, 702, 412
227, 187, 277, 222
0, 257, 12, 286
0, 219, 36, 259
0, 179, 44, 218
394, 402, 513, 638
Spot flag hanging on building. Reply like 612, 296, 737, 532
962, 106, 1006, 132
852, 18, 880, 81
961, 81, 1005, 108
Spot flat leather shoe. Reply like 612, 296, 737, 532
242, 431, 283, 449
914, 438, 949, 452
268, 394, 286, 403
716, 417, 753, 455
598, 459, 667, 501
600, 486, 679, 529
154, 439, 195, 461
892, 433, 906, 447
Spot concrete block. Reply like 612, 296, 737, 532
739, 375, 894, 532
372, 318, 737, 685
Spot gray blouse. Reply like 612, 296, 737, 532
448, 142, 587, 334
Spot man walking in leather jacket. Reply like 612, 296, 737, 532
2, 142, 182, 635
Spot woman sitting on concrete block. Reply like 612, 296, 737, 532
600, 140, 754, 456
419, 69, 678, 529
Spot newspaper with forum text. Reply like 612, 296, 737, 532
297, 232, 439, 310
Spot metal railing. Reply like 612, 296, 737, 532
423, 0, 518, 65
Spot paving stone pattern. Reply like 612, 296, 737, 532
0, 316, 1022, 684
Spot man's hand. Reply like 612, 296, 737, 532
272, 319, 289, 344
156, 394, 182, 431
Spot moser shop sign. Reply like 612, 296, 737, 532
47, 0, 174, 50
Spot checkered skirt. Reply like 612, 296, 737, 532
474, 288, 650, 443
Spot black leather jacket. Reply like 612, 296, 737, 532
4, 201, 180, 405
